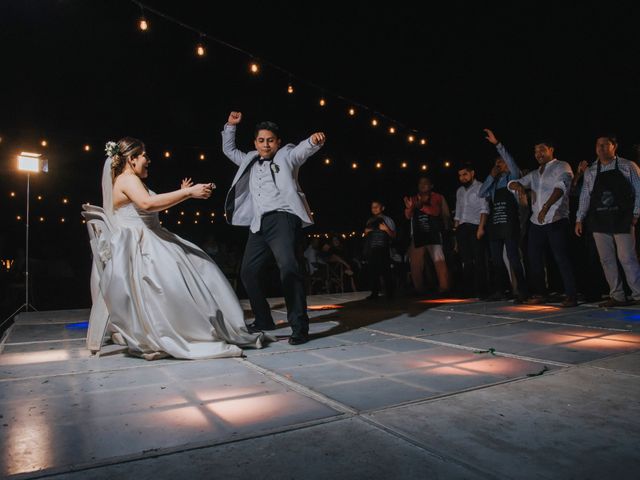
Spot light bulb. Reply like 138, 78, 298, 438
196, 43, 205, 56
388, 127, 395, 134
250, 62, 259, 74
164, 151, 170, 158
324, 158, 331, 165
420, 138, 427, 145
84, 144, 91, 151
348, 108, 356, 116
351, 162, 358, 169
421, 164, 428, 171
371, 119, 378, 127
319, 98, 326, 106
41, 140, 48, 147
287, 84, 294, 94
199, 153, 205, 160
408, 135, 415, 143
139, 18, 148, 31
401, 162, 408, 168
375, 162, 382, 169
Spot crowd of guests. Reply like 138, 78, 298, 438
311, 130, 640, 308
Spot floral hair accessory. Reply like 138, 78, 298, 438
105, 141, 120, 157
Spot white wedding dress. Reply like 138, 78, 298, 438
96, 158, 273, 360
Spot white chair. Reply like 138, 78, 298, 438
81, 204, 113, 355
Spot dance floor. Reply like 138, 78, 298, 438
1, 294, 639, 479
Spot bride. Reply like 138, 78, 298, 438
97, 137, 273, 360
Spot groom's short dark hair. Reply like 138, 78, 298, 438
254, 121, 280, 139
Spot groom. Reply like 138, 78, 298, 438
222, 111, 326, 345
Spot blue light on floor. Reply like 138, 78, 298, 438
65, 321, 89, 329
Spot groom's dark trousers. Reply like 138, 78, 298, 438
240, 211, 309, 337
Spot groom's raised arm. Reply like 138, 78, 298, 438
221, 111, 247, 166
289, 132, 326, 167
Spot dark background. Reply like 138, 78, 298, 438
1, 0, 639, 312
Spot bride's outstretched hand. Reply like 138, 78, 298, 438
181, 178, 193, 189
189, 183, 214, 200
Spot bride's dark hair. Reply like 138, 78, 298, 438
111, 137, 145, 181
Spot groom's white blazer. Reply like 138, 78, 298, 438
221, 124, 322, 228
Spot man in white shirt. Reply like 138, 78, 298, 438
222, 112, 326, 345
508, 140, 577, 307
454, 163, 490, 298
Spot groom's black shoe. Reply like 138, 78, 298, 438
247, 323, 277, 334
288, 334, 309, 345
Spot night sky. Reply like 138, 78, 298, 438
1, 0, 639, 249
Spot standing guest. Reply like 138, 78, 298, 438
508, 140, 577, 307
403, 176, 452, 295
479, 129, 528, 302
454, 163, 490, 298
575, 136, 640, 307
363, 200, 396, 300
222, 111, 325, 345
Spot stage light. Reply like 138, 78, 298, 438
389, 127, 396, 134
18, 152, 47, 173
250, 62, 259, 74
319, 98, 326, 106
348, 108, 356, 116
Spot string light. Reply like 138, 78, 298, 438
199, 153, 205, 160
177, 220, 182, 225
41, 140, 48, 147
39, 217, 44, 222
388, 127, 396, 134
37, 195, 42, 201
62, 198, 68, 204
249, 62, 260, 74
195, 211, 200, 216
194, 220, 198, 224
420, 138, 427, 146
139, 16, 148, 31
408, 135, 415, 143
444, 161, 451, 168
421, 164, 428, 171
287, 83, 294, 94
164, 151, 171, 158
348, 108, 356, 116
195, 37, 206, 57
324, 158, 331, 165
371, 119, 378, 127
319, 98, 326, 107
84, 144, 91, 151
351, 162, 358, 169
16, 215, 21, 221
60, 217, 66, 223
164, 209, 169, 214
10, 192, 15, 197
210, 212, 215, 217
375, 162, 383, 169
180, 211, 185, 216
401, 162, 408, 168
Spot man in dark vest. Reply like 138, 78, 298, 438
479, 129, 528, 302
575, 135, 640, 307
363, 200, 396, 300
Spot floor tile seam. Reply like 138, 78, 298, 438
526, 317, 634, 333
8, 415, 351, 480
355, 416, 501, 479
361, 327, 572, 367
